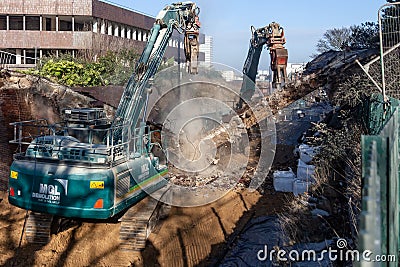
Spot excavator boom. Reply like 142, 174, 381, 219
112, 2, 200, 144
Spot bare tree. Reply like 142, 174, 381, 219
316, 27, 352, 53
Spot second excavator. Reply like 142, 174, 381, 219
238, 22, 288, 108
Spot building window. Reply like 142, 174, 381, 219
9, 16, 23, 30
44, 17, 51, 31
133, 28, 137, 40
42, 49, 56, 57
100, 19, 106, 34
0, 15, 6, 30
142, 31, 147, 41
41, 16, 56, 31
25, 49, 37, 64
74, 16, 92, 32
114, 24, 119, 37
25, 16, 40, 31
92, 19, 98, 33
59, 16, 73, 31
60, 20, 72, 31
77, 22, 91, 31
120, 26, 125, 38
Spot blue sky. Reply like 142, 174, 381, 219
108, 0, 387, 71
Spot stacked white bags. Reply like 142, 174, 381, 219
273, 144, 319, 196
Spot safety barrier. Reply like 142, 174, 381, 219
358, 4, 400, 264
359, 96, 399, 266
378, 2, 400, 100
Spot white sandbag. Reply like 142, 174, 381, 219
298, 144, 318, 163
273, 168, 295, 192
297, 159, 315, 182
293, 179, 312, 196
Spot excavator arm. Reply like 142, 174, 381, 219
239, 26, 269, 107
238, 22, 288, 109
111, 2, 200, 145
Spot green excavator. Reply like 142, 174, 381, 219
8, 2, 200, 249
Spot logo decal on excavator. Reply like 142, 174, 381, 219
31, 179, 68, 204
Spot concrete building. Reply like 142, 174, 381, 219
199, 35, 213, 65
0, 0, 204, 66
256, 70, 270, 81
287, 63, 305, 81
255, 63, 305, 82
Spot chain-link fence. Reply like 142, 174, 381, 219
379, 2, 400, 99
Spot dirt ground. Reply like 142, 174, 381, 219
0, 188, 291, 267
0, 71, 305, 267
0, 143, 296, 267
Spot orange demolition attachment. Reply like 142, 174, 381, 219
267, 22, 288, 89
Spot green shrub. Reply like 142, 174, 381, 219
27, 49, 139, 87
37, 59, 104, 86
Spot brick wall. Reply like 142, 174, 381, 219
0, 88, 32, 191
0, 0, 92, 16
0, 31, 93, 49
92, 0, 154, 30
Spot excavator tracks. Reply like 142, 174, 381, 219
25, 212, 53, 244
119, 197, 164, 251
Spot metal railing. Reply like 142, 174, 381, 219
9, 118, 163, 167
0, 50, 39, 69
